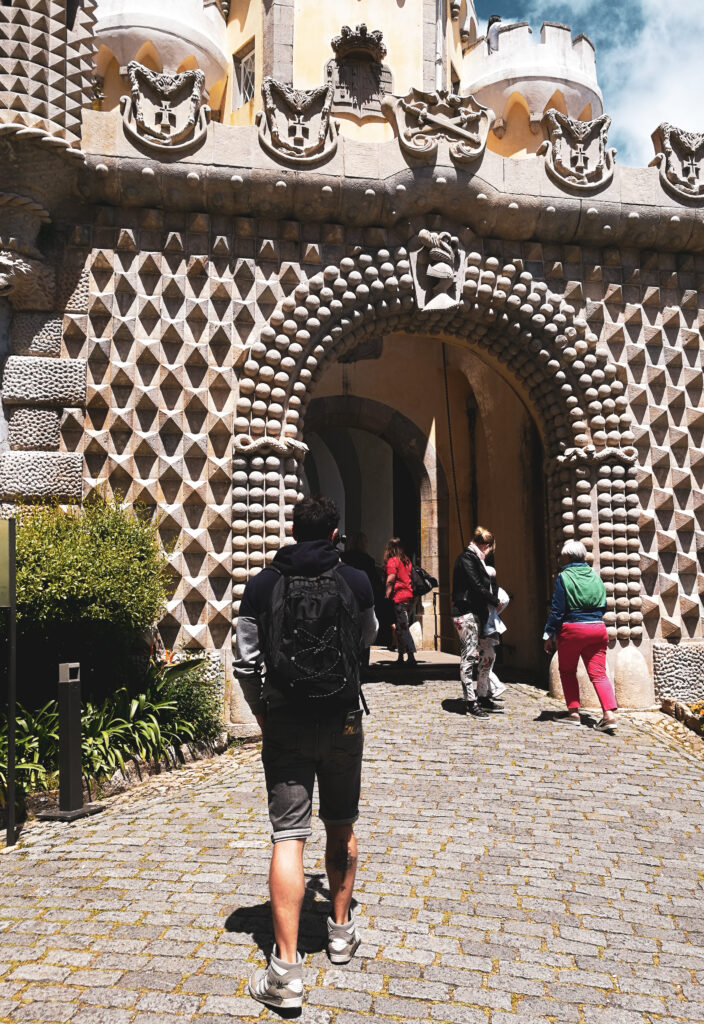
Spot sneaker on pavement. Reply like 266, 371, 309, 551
466, 700, 490, 719
478, 697, 505, 714
595, 717, 617, 734
248, 948, 304, 1009
327, 913, 361, 964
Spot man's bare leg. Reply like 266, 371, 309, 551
324, 824, 358, 924
269, 838, 305, 963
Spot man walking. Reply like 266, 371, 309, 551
235, 496, 378, 1010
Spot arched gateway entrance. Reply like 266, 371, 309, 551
233, 234, 652, 699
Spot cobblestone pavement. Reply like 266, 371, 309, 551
2, 680, 704, 1024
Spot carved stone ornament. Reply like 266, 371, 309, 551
0, 250, 54, 311
382, 88, 492, 165
331, 23, 387, 63
233, 434, 309, 459
326, 24, 392, 119
413, 229, 463, 311
651, 122, 704, 201
257, 78, 339, 165
121, 61, 210, 153
539, 110, 616, 192
556, 445, 638, 466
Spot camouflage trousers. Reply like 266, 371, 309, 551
452, 612, 498, 703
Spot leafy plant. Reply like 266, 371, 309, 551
0, 656, 216, 812
0, 702, 58, 808
5, 494, 172, 705
691, 700, 704, 717
155, 653, 224, 744
14, 495, 170, 631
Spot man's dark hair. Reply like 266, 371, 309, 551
292, 496, 340, 541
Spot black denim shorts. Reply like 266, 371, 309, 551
261, 709, 364, 843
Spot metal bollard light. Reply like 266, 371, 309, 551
37, 663, 104, 823
58, 663, 83, 815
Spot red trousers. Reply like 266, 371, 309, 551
557, 622, 617, 712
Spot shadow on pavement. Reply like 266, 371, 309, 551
441, 697, 467, 716
225, 872, 358, 960
365, 660, 449, 686
535, 708, 597, 727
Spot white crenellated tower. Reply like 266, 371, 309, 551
94, 0, 230, 113
462, 18, 603, 158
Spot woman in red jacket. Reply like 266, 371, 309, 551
384, 537, 417, 667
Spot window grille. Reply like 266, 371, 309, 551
233, 46, 255, 110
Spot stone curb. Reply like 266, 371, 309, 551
660, 696, 704, 736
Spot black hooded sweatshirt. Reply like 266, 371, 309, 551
234, 540, 377, 715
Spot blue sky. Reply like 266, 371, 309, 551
473, 1, 704, 167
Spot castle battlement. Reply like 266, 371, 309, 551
461, 19, 602, 154
464, 20, 598, 95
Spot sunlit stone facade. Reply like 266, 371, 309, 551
2, 0, 704, 727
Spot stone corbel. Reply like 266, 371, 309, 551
492, 117, 506, 139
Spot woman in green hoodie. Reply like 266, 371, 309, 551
543, 540, 618, 734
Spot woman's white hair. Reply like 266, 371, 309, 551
561, 540, 587, 562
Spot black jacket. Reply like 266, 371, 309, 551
234, 540, 377, 714
451, 547, 499, 627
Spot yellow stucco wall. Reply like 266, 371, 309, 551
226, 0, 262, 125
292, 0, 426, 140
293, 0, 425, 95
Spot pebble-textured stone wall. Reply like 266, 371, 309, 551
653, 641, 704, 702
3, 355, 86, 406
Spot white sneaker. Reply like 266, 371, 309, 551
327, 913, 361, 964
248, 947, 304, 1009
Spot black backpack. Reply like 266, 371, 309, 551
411, 563, 438, 598
262, 566, 362, 707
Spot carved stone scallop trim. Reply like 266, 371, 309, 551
651, 122, 704, 202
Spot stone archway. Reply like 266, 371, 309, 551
305, 394, 450, 611
232, 233, 649, 693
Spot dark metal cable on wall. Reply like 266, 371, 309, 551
442, 342, 465, 551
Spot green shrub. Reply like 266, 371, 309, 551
0, 657, 215, 811
161, 653, 224, 743
4, 495, 172, 705
15, 494, 170, 630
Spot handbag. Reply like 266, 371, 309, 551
411, 563, 438, 598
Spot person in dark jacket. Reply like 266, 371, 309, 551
235, 496, 378, 1010
342, 533, 383, 676
451, 526, 504, 718
544, 539, 617, 733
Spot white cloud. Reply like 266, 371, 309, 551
475, 0, 704, 166
599, 1, 704, 166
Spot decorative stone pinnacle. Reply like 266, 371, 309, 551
331, 23, 387, 63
